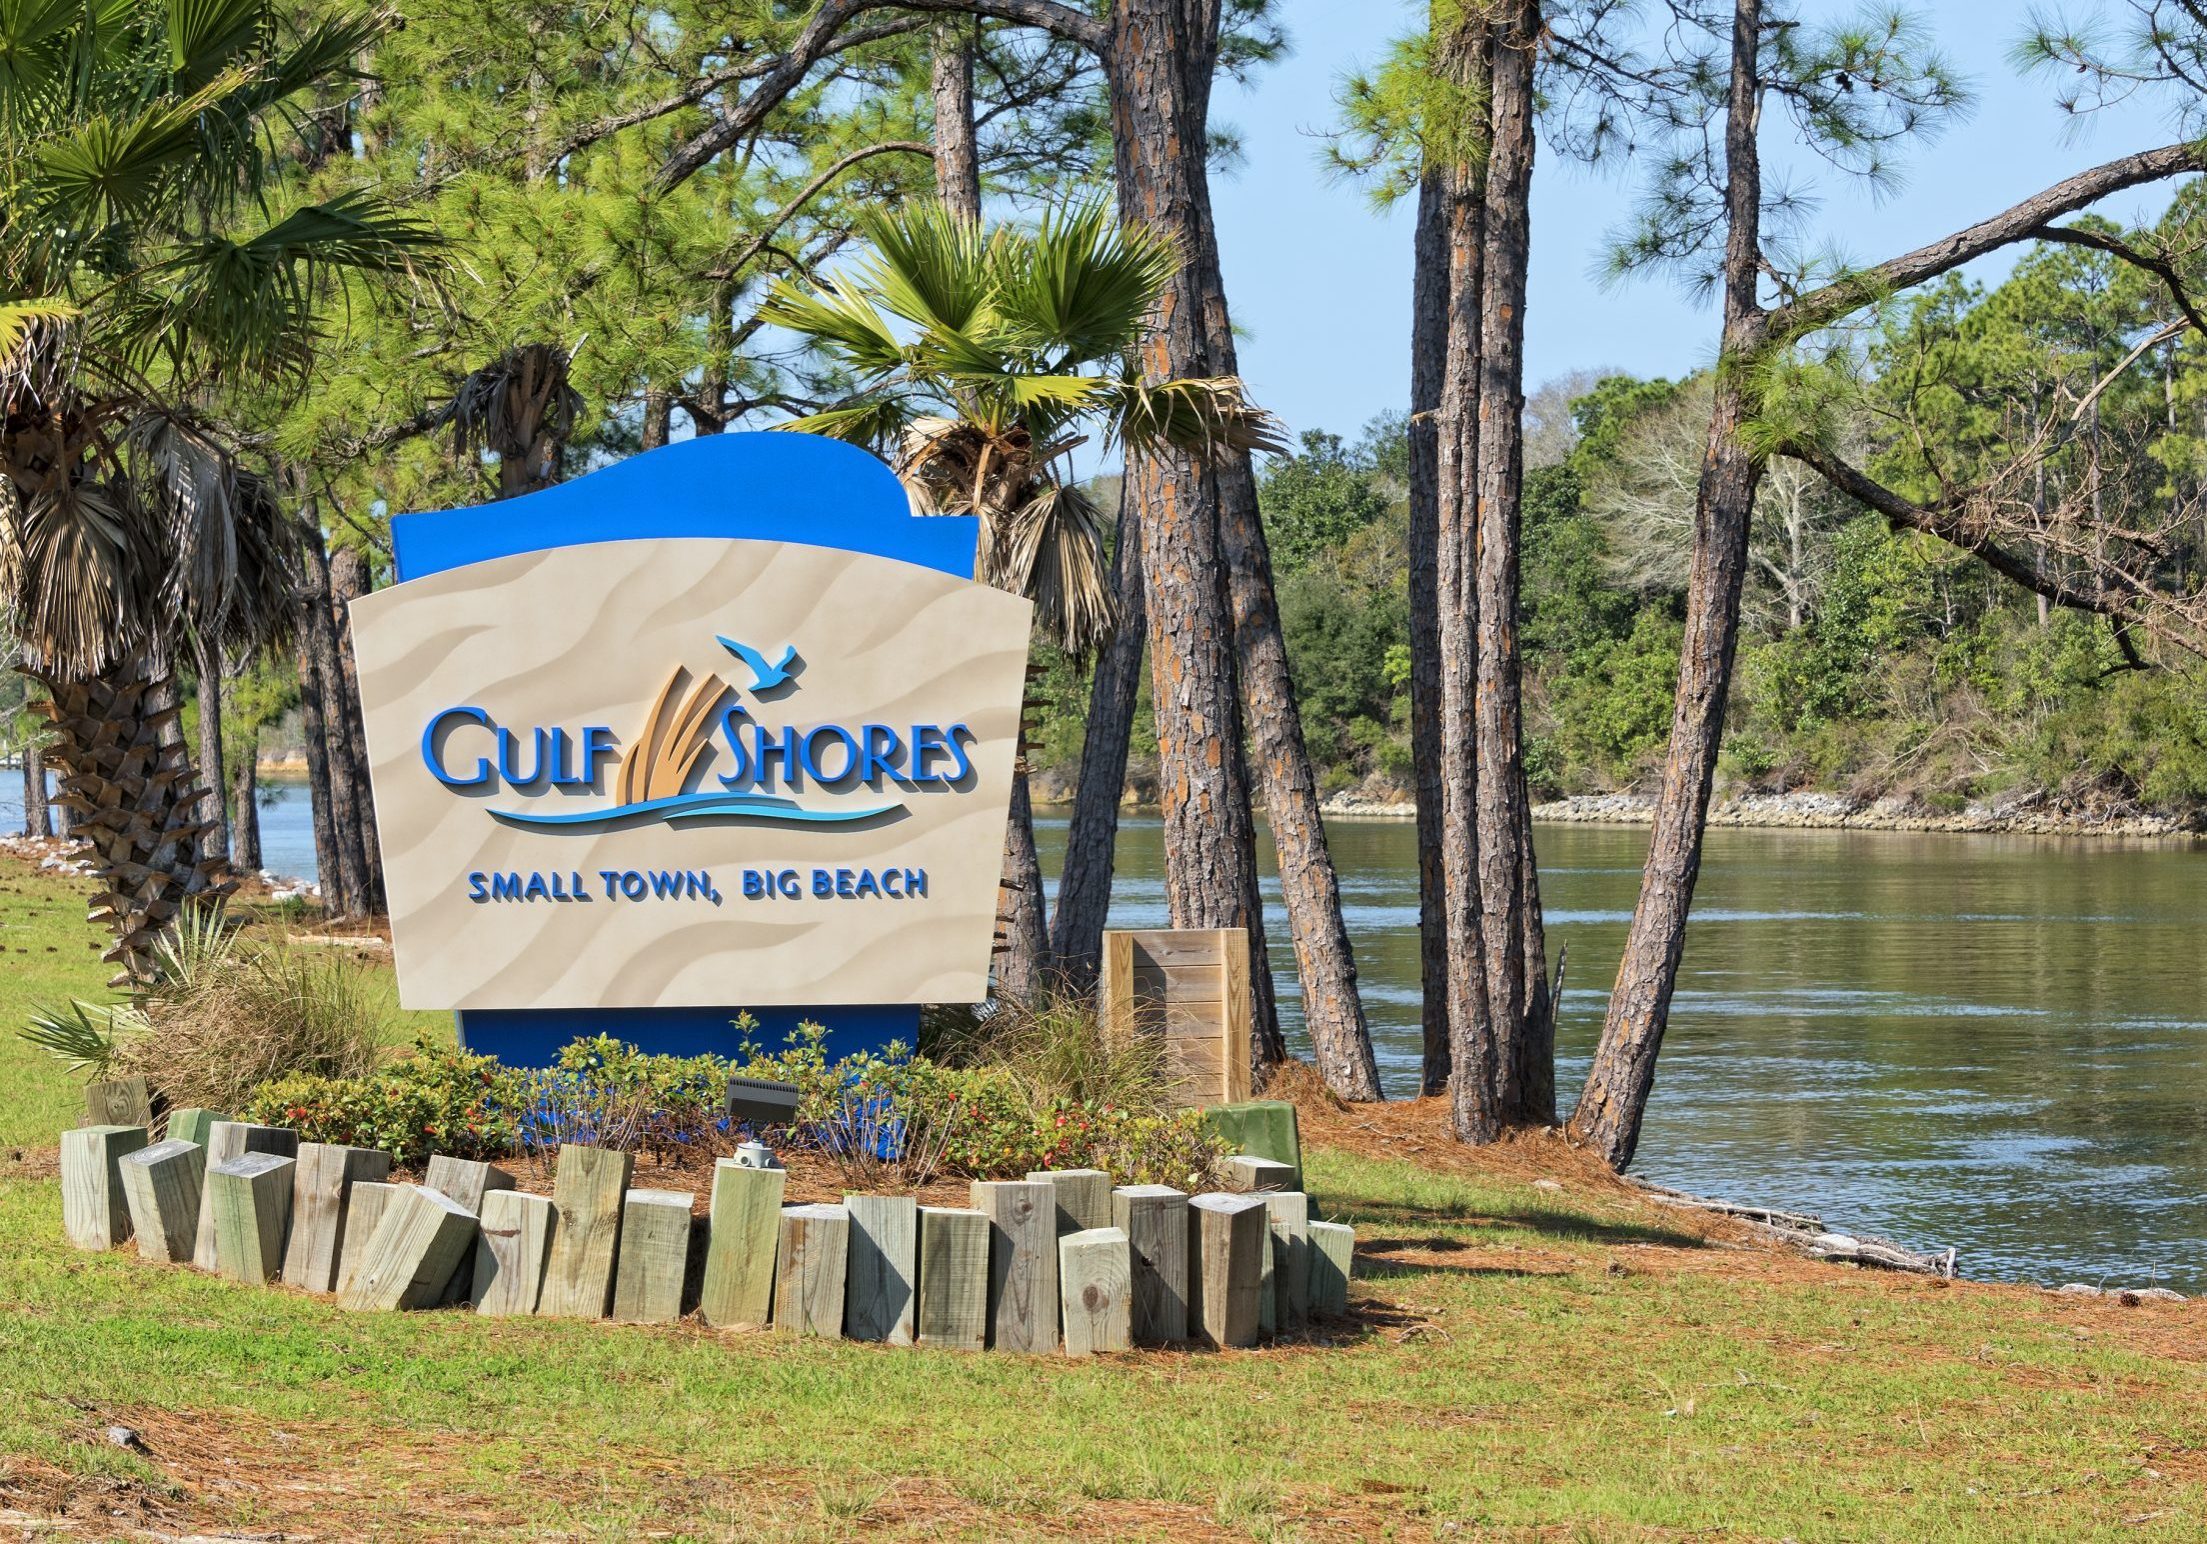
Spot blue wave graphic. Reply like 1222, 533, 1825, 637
488, 790, 902, 832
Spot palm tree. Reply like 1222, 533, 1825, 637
0, 0, 431, 982
760, 199, 1282, 999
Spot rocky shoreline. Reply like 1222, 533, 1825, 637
1318, 787, 2204, 839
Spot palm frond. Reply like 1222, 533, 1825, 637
126, 409, 298, 650
0, 296, 79, 375
855, 200, 996, 336
988, 480, 1117, 658
20, 999, 123, 1076
755, 275, 908, 378
989, 200, 1180, 366
776, 396, 920, 455
0, 475, 163, 676
1107, 374, 1289, 461
165, 0, 267, 88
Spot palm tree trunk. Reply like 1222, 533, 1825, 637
1102, 0, 1280, 1071
1049, 487, 1145, 996
194, 639, 230, 862
1473, 1, 1550, 1123
1435, 10, 1501, 1143
1567, 0, 1768, 1170
230, 714, 262, 874
1408, 166, 1453, 1097
327, 547, 385, 913
21, 739, 51, 837
32, 651, 232, 985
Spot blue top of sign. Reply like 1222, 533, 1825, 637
390, 431, 978, 583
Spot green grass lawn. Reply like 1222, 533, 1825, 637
2, 854, 2203, 1540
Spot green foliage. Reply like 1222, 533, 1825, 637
1259, 430, 1390, 574
247, 1041, 523, 1167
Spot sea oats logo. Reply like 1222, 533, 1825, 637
419, 632, 977, 834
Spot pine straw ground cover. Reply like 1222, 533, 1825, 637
2, 854, 2205, 1541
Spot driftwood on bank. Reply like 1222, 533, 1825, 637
1636, 1182, 1958, 1278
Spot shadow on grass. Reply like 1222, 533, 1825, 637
1327, 1198, 1709, 1251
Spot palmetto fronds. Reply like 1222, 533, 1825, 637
0, 0, 432, 677
762, 199, 1284, 656
448, 343, 583, 495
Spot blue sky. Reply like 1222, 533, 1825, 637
1206, 0, 2183, 444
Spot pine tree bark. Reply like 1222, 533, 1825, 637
1434, 11, 1502, 1143
194, 639, 229, 862
1473, 0, 1551, 1123
295, 632, 353, 916
32, 652, 233, 984
21, 739, 50, 837
1568, 0, 1768, 1169
230, 714, 262, 874
294, 499, 372, 918
932, 16, 983, 223
1100, 0, 1279, 1064
1407, 167, 1452, 1098
1049, 486, 1144, 996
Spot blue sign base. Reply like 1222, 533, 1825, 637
389, 433, 981, 1070
455, 1005, 922, 1068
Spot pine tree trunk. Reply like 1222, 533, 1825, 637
1435, 12, 1502, 1143
194, 639, 230, 862
642, 390, 671, 450
21, 740, 51, 837
1101, 0, 1278, 1066
932, 17, 982, 222
995, 767, 1050, 1001
295, 634, 353, 916
1568, 0, 1769, 1170
32, 652, 233, 984
327, 546, 385, 913
1408, 167, 1453, 1097
299, 523, 374, 918
1049, 487, 1145, 997
231, 716, 262, 874
1473, 1, 1550, 1123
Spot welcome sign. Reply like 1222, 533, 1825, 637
348, 434, 1032, 1062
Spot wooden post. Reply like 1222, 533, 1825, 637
164, 1111, 220, 1146
120, 1138, 205, 1264
473, 1190, 556, 1316
84, 1076, 152, 1128
164, 1107, 221, 1147
1111, 1184, 1189, 1345
1026, 1168, 1112, 1235
698, 1159, 783, 1330
283, 1143, 393, 1292
1057, 1226, 1133, 1357
1220, 930, 1253, 1104
1220, 1156, 1295, 1194
337, 1186, 480, 1311
334, 1181, 400, 1297
1308, 1221, 1354, 1316
191, 1122, 297, 1270
537, 1143, 632, 1319
611, 1188, 694, 1325
208, 1153, 295, 1284
1187, 1193, 1266, 1349
1265, 1191, 1310, 1333
423, 1155, 515, 1303
773, 1203, 849, 1338
915, 1206, 989, 1351
61, 1124, 148, 1250
843, 1194, 918, 1345
970, 1179, 1057, 1353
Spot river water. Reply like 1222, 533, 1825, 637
8, 777, 2203, 1290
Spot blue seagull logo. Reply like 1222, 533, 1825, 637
716, 635, 800, 692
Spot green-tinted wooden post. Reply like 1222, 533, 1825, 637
843, 1194, 918, 1344
537, 1144, 632, 1319
209, 1153, 295, 1284
1308, 1221, 1354, 1316
916, 1206, 989, 1351
698, 1159, 783, 1330
611, 1188, 694, 1325
1058, 1226, 1133, 1356
1111, 1184, 1189, 1345
473, 1190, 556, 1316
61, 1124, 148, 1250
120, 1137, 205, 1263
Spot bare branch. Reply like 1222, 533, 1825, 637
657, 0, 1107, 192
706, 140, 934, 281
1772, 142, 2207, 340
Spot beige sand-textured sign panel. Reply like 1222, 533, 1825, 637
348, 538, 1032, 1010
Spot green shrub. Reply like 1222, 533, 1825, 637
246, 1040, 522, 1165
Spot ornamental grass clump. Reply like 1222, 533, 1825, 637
23, 905, 390, 1113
